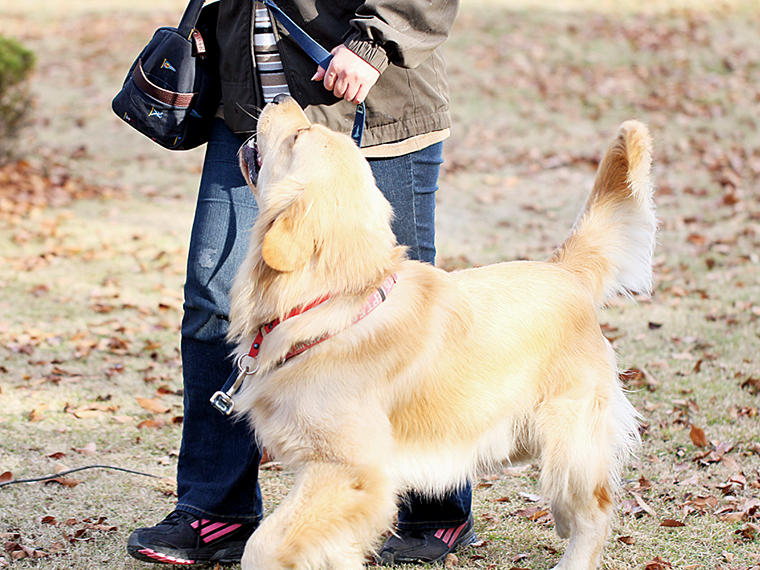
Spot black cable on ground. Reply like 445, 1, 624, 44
0, 465, 164, 488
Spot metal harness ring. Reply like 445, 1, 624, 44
236, 353, 260, 376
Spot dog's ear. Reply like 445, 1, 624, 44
262, 194, 314, 272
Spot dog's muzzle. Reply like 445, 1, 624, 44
242, 137, 261, 186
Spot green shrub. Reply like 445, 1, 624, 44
0, 35, 35, 164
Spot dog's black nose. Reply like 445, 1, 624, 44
272, 93, 289, 105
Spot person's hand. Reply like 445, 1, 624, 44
312, 44, 380, 105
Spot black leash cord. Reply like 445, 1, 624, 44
0, 465, 164, 488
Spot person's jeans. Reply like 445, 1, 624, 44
176, 118, 471, 528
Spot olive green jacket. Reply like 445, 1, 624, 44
216, 0, 458, 148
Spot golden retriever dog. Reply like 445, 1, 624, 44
227, 95, 655, 570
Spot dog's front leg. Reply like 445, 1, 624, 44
241, 461, 396, 570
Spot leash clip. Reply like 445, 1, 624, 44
209, 390, 236, 416
209, 354, 260, 415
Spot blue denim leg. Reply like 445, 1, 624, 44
176, 119, 262, 524
368, 143, 441, 265
369, 143, 473, 530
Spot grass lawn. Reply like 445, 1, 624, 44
1, 1, 759, 568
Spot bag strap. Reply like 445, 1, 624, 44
263, 0, 365, 147
177, 0, 207, 39
263, 0, 333, 69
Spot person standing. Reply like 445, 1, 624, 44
127, 0, 474, 565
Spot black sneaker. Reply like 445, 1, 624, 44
127, 510, 256, 565
376, 515, 477, 565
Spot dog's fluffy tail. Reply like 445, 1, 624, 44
549, 121, 656, 306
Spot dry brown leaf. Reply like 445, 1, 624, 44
29, 403, 49, 422
514, 506, 553, 523
83, 522, 117, 533
619, 367, 659, 391
682, 495, 718, 513
112, 415, 134, 424
689, 424, 708, 447
631, 492, 657, 518
660, 519, 686, 528
0, 471, 12, 483
156, 384, 182, 396
74, 442, 97, 455
137, 418, 167, 429
44, 477, 83, 488
617, 536, 636, 545
645, 557, 672, 570
45, 451, 66, 460
136, 397, 170, 414
5, 542, 49, 560
677, 474, 700, 486
741, 377, 760, 395
73, 409, 104, 419
735, 523, 759, 541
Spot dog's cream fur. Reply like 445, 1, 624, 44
229, 96, 655, 570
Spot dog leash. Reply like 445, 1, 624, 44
211, 274, 397, 415
262, 0, 366, 147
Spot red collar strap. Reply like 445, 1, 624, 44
210, 274, 397, 415
249, 272, 397, 362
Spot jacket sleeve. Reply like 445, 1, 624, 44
342, 0, 459, 73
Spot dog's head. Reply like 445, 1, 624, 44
238, 96, 400, 289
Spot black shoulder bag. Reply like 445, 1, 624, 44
111, 0, 220, 151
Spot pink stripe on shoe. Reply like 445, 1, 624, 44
203, 523, 241, 543
434, 528, 446, 539
446, 523, 466, 546
200, 521, 226, 535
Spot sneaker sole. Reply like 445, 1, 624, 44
376, 529, 479, 565
127, 540, 246, 565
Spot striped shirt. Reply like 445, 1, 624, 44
254, 2, 291, 103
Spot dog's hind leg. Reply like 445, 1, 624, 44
536, 377, 638, 570
241, 461, 396, 570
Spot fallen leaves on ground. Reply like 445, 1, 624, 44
2, 516, 118, 562
135, 397, 170, 414
645, 557, 672, 570
0, 160, 119, 224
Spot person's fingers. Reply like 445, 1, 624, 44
332, 76, 348, 99
323, 66, 338, 91
342, 79, 361, 103
353, 82, 371, 104
311, 66, 326, 82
